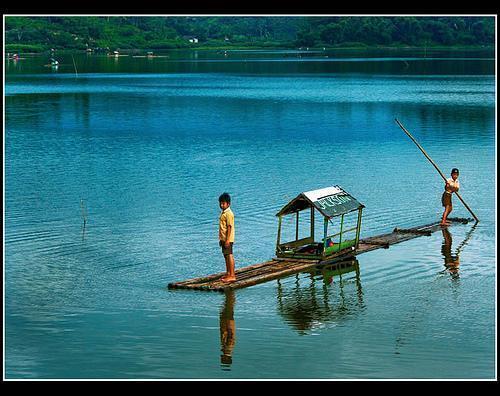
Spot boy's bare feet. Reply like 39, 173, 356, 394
221, 276, 236, 283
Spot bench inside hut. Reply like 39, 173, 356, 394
276, 186, 364, 261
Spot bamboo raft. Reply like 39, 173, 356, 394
168, 217, 473, 292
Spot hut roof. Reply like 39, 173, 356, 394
276, 185, 364, 219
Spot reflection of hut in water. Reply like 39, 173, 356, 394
276, 258, 364, 334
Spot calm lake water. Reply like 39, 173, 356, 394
4, 49, 496, 379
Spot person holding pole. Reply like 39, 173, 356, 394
395, 119, 478, 223
440, 168, 460, 226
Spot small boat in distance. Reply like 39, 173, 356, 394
7, 53, 24, 60
132, 51, 169, 58
107, 50, 128, 57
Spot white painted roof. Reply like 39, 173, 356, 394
302, 186, 343, 202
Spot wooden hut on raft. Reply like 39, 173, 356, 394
275, 185, 364, 262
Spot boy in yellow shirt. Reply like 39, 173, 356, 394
219, 193, 236, 282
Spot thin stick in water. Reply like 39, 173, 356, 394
71, 54, 78, 77
80, 199, 87, 226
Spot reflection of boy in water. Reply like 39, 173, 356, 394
220, 290, 236, 365
441, 228, 460, 274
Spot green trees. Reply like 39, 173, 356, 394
4, 16, 495, 52
302, 16, 494, 48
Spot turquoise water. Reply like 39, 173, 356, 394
4, 49, 496, 379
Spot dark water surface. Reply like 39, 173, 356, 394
4, 49, 496, 379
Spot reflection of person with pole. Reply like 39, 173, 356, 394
219, 290, 236, 366
441, 227, 460, 275
440, 222, 477, 278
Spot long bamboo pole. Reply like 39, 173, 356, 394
395, 118, 479, 223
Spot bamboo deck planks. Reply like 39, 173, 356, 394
167, 218, 473, 292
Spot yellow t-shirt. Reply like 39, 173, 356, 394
219, 207, 235, 242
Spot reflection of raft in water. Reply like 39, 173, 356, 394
168, 185, 474, 292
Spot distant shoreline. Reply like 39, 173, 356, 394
5, 43, 495, 54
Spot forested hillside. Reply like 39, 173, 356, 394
5, 16, 495, 52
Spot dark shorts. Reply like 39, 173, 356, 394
219, 241, 234, 255
442, 192, 452, 207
